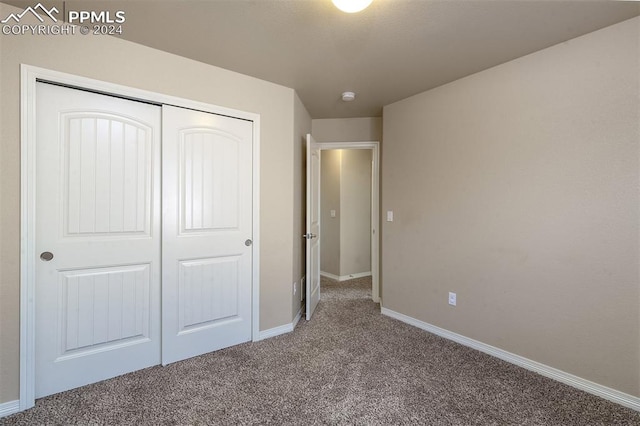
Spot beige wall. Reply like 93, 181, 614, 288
0, 2, 296, 403
312, 117, 381, 143
339, 149, 372, 276
382, 17, 640, 397
293, 93, 311, 318
320, 150, 342, 276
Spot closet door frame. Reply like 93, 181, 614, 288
19, 64, 261, 411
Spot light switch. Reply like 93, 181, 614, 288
330, 209, 336, 218
386, 211, 394, 222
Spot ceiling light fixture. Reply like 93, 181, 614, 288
342, 91, 356, 102
332, 0, 373, 13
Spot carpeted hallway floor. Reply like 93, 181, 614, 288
3, 276, 639, 425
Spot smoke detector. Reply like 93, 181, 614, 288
342, 91, 356, 102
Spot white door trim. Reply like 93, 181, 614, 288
19, 64, 261, 411
316, 141, 380, 303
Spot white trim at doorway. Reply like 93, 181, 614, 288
316, 141, 380, 303
19, 64, 261, 412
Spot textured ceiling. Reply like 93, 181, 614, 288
6, 0, 640, 118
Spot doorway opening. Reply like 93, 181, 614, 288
320, 148, 373, 281
305, 139, 380, 320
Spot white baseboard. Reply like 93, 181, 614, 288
344, 271, 372, 280
256, 305, 304, 341
293, 308, 302, 328
0, 400, 20, 418
381, 307, 640, 412
255, 323, 293, 341
320, 271, 372, 282
320, 271, 340, 281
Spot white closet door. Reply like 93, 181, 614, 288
161, 105, 253, 365
35, 83, 162, 397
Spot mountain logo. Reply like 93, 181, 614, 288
1, 3, 59, 24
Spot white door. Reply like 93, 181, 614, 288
35, 83, 162, 397
161, 105, 253, 364
305, 134, 321, 320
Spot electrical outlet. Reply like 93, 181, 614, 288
448, 292, 457, 306
293, 282, 297, 295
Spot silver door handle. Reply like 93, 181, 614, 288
302, 233, 317, 239
245, 239, 253, 246
40, 251, 54, 261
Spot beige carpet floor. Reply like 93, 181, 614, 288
2, 276, 639, 425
